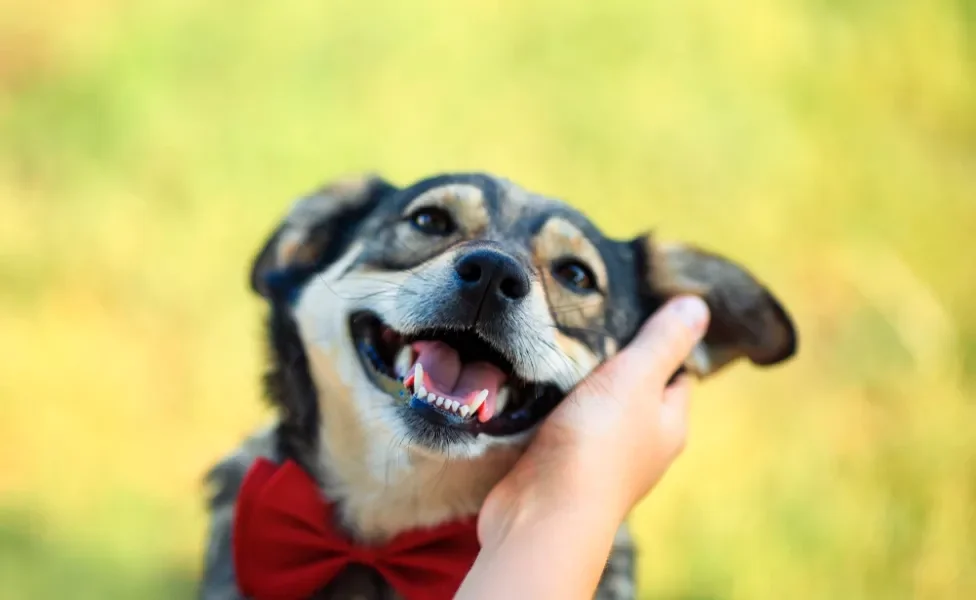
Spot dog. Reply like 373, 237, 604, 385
199, 172, 797, 600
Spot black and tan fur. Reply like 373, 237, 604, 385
200, 172, 797, 599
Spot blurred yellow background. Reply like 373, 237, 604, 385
2, 0, 974, 598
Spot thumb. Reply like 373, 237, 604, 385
606, 296, 710, 389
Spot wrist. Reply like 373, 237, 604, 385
478, 456, 630, 552
463, 475, 627, 600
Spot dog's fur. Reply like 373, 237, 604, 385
200, 172, 797, 599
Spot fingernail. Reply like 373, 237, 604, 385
672, 296, 709, 330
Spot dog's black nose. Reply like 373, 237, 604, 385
454, 248, 530, 305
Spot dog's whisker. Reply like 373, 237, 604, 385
548, 324, 614, 340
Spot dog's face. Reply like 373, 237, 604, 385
252, 173, 796, 460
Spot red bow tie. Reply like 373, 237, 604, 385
232, 458, 481, 600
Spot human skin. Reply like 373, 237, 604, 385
456, 296, 711, 600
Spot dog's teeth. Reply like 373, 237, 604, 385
451, 400, 461, 412
470, 389, 488, 414
413, 363, 424, 395
418, 386, 428, 400
435, 397, 445, 407
394, 346, 414, 379
495, 386, 511, 414
459, 405, 470, 418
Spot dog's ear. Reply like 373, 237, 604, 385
632, 234, 797, 377
251, 174, 397, 299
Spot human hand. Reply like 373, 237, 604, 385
478, 295, 710, 548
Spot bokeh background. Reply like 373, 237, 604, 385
2, 0, 974, 598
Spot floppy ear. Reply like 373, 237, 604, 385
632, 235, 797, 377
250, 174, 397, 300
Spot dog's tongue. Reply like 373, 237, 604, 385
412, 340, 507, 400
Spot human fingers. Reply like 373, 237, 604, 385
659, 376, 691, 456
597, 296, 710, 394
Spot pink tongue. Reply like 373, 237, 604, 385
412, 341, 507, 399
413, 341, 461, 391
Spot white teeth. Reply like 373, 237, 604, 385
418, 386, 428, 399
469, 389, 488, 414
450, 400, 461, 412
394, 346, 414, 379
459, 405, 470, 418
495, 386, 511, 414
435, 397, 444, 407
413, 363, 424, 396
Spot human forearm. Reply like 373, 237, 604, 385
456, 492, 625, 600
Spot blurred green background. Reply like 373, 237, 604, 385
1, 0, 974, 598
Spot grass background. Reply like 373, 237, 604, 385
1, 0, 974, 598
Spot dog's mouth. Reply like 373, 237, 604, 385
349, 311, 563, 437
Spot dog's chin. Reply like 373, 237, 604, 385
347, 311, 564, 455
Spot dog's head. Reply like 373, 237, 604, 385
253, 173, 796, 460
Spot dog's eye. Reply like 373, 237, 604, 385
408, 207, 455, 236
552, 259, 598, 293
